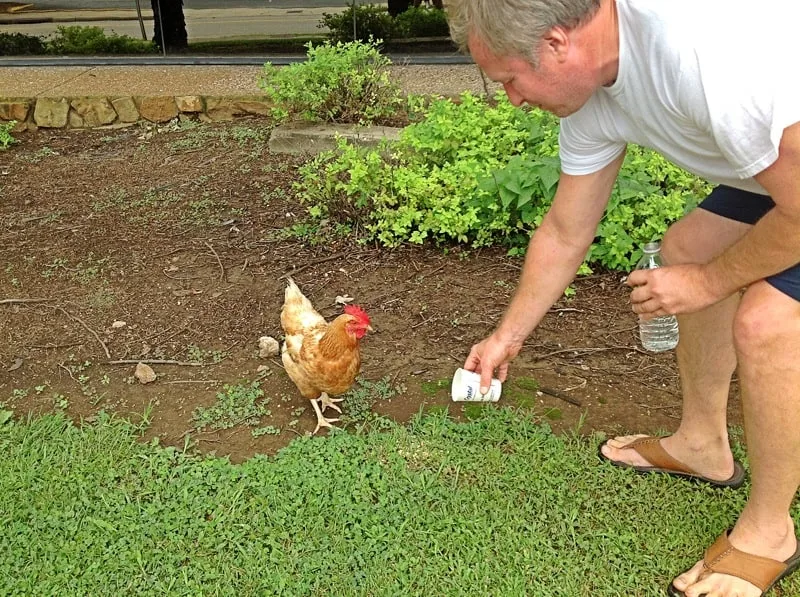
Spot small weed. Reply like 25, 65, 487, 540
514, 377, 540, 392
93, 186, 182, 223
41, 257, 69, 279
88, 285, 116, 309
420, 378, 448, 396
340, 376, 405, 426
22, 147, 58, 163
52, 394, 69, 410
544, 408, 563, 421
0, 120, 17, 150
41, 255, 110, 285
131, 401, 155, 434
261, 187, 287, 206
10, 388, 28, 400
252, 425, 280, 438
463, 402, 490, 420
192, 381, 271, 431
184, 196, 220, 225
230, 125, 266, 147
186, 345, 226, 364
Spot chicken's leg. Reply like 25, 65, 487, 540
319, 392, 343, 413
310, 396, 339, 434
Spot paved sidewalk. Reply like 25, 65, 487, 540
0, 63, 493, 99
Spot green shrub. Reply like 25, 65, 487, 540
0, 32, 46, 55
320, 4, 396, 44
394, 7, 449, 38
258, 40, 405, 125
296, 92, 712, 270
46, 26, 156, 55
0, 121, 17, 150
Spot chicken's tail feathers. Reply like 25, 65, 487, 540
281, 277, 326, 333
284, 277, 309, 304
284, 276, 299, 296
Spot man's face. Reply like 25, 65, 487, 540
468, 31, 594, 118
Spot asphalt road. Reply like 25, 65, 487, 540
2, 10, 326, 39
17, 0, 376, 9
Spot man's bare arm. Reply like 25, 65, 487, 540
466, 150, 626, 391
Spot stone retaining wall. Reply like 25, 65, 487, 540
0, 95, 273, 131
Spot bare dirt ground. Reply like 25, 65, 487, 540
0, 119, 743, 462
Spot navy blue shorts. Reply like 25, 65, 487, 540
698, 185, 800, 300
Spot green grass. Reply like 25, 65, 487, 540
2, 408, 799, 595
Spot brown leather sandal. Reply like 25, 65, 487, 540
668, 530, 800, 596
598, 436, 746, 489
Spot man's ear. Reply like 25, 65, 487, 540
542, 26, 570, 61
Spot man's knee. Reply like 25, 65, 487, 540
660, 208, 750, 267
733, 282, 800, 358
660, 220, 699, 266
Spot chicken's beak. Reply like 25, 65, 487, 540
366, 325, 374, 333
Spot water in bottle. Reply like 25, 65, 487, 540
634, 241, 679, 352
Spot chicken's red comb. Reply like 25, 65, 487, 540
343, 304, 370, 324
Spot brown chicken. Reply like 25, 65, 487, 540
280, 278, 373, 434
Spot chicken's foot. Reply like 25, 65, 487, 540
310, 397, 339, 434
318, 392, 343, 413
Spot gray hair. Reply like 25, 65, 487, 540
445, 0, 601, 66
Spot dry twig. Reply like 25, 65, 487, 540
204, 240, 226, 282
103, 359, 203, 366
0, 298, 50, 305
538, 386, 583, 407
279, 250, 355, 280
54, 307, 111, 359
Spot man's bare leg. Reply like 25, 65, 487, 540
671, 281, 800, 596
600, 209, 750, 479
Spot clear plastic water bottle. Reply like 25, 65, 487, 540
635, 241, 679, 352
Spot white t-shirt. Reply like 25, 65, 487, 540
558, 0, 800, 195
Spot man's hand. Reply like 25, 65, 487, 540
464, 333, 524, 395
627, 263, 729, 319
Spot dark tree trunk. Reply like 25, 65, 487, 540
387, 0, 412, 17
151, 0, 188, 53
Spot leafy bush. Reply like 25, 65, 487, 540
393, 7, 449, 38
258, 40, 405, 125
0, 32, 46, 55
320, 4, 396, 44
46, 26, 156, 55
0, 121, 17, 150
296, 92, 712, 270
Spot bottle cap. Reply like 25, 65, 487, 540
642, 241, 661, 253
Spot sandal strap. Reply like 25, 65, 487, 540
622, 436, 694, 475
703, 530, 788, 591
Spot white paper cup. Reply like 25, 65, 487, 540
451, 368, 502, 402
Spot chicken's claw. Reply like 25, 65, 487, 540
310, 397, 340, 434
319, 393, 343, 413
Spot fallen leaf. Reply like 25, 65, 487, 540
7, 358, 23, 372
335, 295, 354, 305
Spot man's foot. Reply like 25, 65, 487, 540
669, 522, 800, 596
599, 434, 744, 487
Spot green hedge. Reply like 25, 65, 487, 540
320, 4, 449, 43
295, 92, 712, 271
